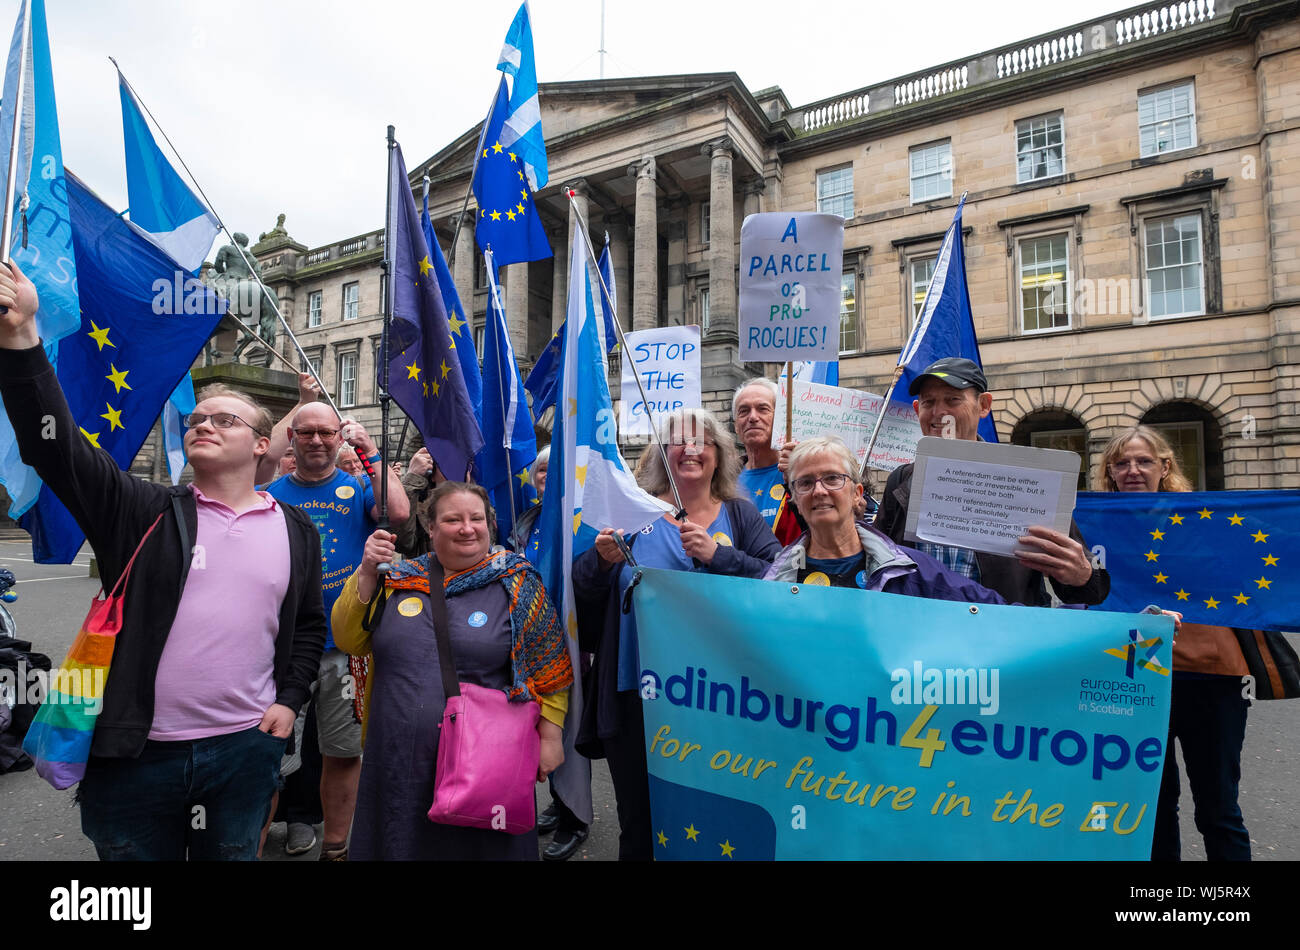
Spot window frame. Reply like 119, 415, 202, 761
909, 140, 953, 205
1140, 210, 1206, 321
838, 267, 859, 356
1148, 419, 1206, 490
908, 254, 938, 329
817, 165, 854, 219
1015, 112, 1065, 184
1017, 231, 1073, 335
342, 282, 359, 321
1137, 80, 1197, 159
307, 290, 322, 328
700, 202, 711, 246
698, 285, 711, 334
337, 350, 359, 408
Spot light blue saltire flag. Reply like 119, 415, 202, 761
0, 0, 80, 520
524, 234, 619, 416
473, 76, 550, 267
476, 248, 537, 543
894, 195, 997, 443
421, 192, 481, 420
791, 360, 838, 386
535, 223, 672, 824
495, 1, 547, 193
161, 375, 196, 485
19, 172, 227, 563
1073, 490, 1300, 631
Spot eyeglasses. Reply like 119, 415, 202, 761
293, 427, 340, 442
1108, 457, 1161, 472
671, 437, 716, 449
792, 473, 851, 494
183, 412, 267, 437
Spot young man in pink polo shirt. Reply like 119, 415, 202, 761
0, 262, 325, 860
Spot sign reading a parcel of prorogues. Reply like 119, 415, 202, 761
739, 213, 844, 362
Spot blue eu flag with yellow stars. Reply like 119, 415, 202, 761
421, 192, 481, 420
472, 76, 551, 268
1074, 490, 1300, 630
648, 775, 777, 861
19, 171, 227, 563
387, 141, 484, 481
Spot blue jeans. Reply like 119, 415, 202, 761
79, 725, 287, 861
1150, 675, 1250, 861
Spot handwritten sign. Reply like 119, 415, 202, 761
773, 378, 922, 473
619, 325, 702, 437
739, 213, 843, 362
906, 437, 1080, 557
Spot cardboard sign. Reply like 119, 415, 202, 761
619, 325, 702, 437
774, 378, 923, 473
739, 213, 843, 362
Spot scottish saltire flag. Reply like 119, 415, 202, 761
495, 1, 547, 192
19, 173, 226, 563
895, 196, 997, 443
162, 375, 196, 485
421, 192, 481, 419
387, 142, 483, 480
535, 225, 672, 823
476, 249, 537, 543
472, 77, 550, 267
791, 360, 838, 386
0, 0, 79, 519
117, 70, 219, 274
1074, 490, 1300, 630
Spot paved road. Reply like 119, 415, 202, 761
1, 538, 1296, 862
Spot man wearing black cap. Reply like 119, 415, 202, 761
873, 357, 1108, 607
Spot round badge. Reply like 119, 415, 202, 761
335, 485, 356, 500
769, 484, 785, 501
397, 596, 423, 617
468, 610, 488, 628
855, 570, 868, 589
712, 531, 733, 547
641, 523, 655, 535
804, 571, 831, 586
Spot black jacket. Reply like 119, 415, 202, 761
0, 345, 326, 759
873, 462, 1109, 608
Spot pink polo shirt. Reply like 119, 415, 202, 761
149, 486, 291, 741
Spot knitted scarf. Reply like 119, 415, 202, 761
385, 552, 572, 702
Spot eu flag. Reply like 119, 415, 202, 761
1073, 490, 1300, 630
648, 775, 777, 861
387, 141, 483, 481
472, 77, 551, 267
19, 172, 227, 563
421, 193, 481, 420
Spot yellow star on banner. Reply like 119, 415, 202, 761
572, 512, 582, 535
406, 361, 421, 381
505, 209, 517, 221
481, 148, 489, 159
100, 404, 123, 432
1153, 572, 1168, 584
430, 379, 440, 398
418, 255, 433, 276
1251, 530, 1269, 543
567, 614, 577, 638
568, 398, 577, 418
1175, 588, 1189, 600
1204, 596, 1219, 609
87, 321, 114, 350
492, 141, 503, 154
684, 824, 699, 841
720, 840, 735, 858
520, 189, 528, 201
105, 364, 131, 393
422, 381, 428, 397
1150, 528, 1165, 541
1227, 513, 1244, 526
80, 426, 101, 448
575, 464, 588, 486
1234, 593, 1250, 605
516, 469, 529, 487
440, 360, 450, 379
490, 210, 502, 221
657, 831, 668, 847
517, 169, 524, 181
448, 312, 467, 336
1197, 508, 1213, 519
508, 151, 517, 162
1262, 554, 1279, 566
1144, 550, 1159, 562
1255, 576, 1271, 590
1169, 513, 1184, 525
515, 202, 525, 215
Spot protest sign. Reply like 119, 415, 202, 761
739, 213, 843, 362
619, 325, 701, 438
633, 567, 1172, 860
774, 377, 922, 473
906, 437, 1079, 557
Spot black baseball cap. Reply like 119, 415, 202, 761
908, 357, 988, 396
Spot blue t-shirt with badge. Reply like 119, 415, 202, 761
738, 465, 787, 531
267, 469, 376, 650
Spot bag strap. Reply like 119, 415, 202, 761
105, 510, 167, 599
427, 560, 460, 701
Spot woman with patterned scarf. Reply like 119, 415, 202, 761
332, 482, 572, 860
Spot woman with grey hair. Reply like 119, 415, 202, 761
572, 407, 780, 860
508, 444, 551, 561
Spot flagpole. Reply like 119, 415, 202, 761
371, 124, 398, 572
1, 0, 32, 265
445, 84, 500, 272
564, 188, 687, 520
484, 248, 519, 533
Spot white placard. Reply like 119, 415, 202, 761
773, 378, 923, 473
738, 212, 844, 362
619, 325, 702, 437
905, 437, 1080, 557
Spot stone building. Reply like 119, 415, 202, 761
250, 0, 1299, 492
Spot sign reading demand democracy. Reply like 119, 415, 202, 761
739, 213, 843, 362
633, 568, 1172, 860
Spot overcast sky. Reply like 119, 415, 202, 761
35, 0, 1127, 252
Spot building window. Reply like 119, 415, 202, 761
1019, 233, 1071, 333
1029, 428, 1088, 490
1138, 81, 1196, 158
338, 352, 358, 408
700, 202, 711, 245
839, 271, 858, 354
307, 290, 322, 328
342, 282, 359, 321
699, 287, 710, 334
817, 166, 854, 219
301, 349, 323, 378
910, 255, 937, 326
474, 322, 485, 356
475, 255, 487, 290
1016, 113, 1064, 183
1149, 420, 1205, 490
1143, 213, 1204, 319
910, 141, 952, 204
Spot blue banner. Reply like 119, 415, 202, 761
633, 568, 1172, 860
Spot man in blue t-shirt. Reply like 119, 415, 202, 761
733, 377, 801, 544
265, 401, 408, 860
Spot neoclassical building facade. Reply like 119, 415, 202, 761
251, 0, 1299, 492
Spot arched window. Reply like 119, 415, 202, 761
1010, 409, 1088, 490
1140, 403, 1224, 491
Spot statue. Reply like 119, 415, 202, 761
204, 231, 281, 366
259, 213, 288, 243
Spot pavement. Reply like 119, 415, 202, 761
1, 537, 1297, 862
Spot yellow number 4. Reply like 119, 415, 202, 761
900, 704, 946, 768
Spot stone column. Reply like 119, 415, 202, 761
630, 156, 658, 331
743, 178, 765, 220
665, 200, 687, 327
703, 138, 736, 340
503, 261, 529, 358
451, 213, 475, 319
550, 225, 567, 333
606, 211, 632, 331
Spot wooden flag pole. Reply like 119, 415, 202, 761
784, 361, 793, 446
